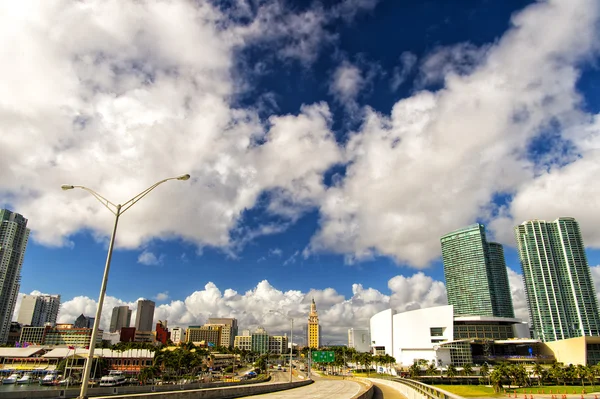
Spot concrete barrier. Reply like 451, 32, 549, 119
350, 378, 374, 399
370, 378, 464, 399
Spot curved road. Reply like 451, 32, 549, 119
247, 373, 361, 398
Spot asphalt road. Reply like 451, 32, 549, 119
247, 375, 361, 398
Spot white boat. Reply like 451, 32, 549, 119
16, 373, 33, 384
99, 370, 127, 387
40, 372, 59, 386
2, 373, 19, 384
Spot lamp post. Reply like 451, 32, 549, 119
62, 174, 190, 399
269, 310, 293, 382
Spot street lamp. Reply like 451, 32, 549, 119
62, 173, 190, 399
269, 310, 293, 383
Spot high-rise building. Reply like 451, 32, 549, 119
206, 317, 238, 347
17, 294, 61, 327
441, 224, 514, 318
251, 327, 269, 354
74, 314, 95, 329
110, 306, 132, 333
307, 299, 320, 348
171, 327, 185, 344
515, 217, 600, 342
0, 209, 30, 344
348, 328, 370, 353
135, 300, 155, 332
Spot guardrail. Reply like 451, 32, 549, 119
382, 378, 464, 399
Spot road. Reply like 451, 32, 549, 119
247, 373, 361, 398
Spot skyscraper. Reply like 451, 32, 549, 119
110, 306, 132, 333
0, 209, 30, 344
74, 314, 95, 329
135, 300, 155, 332
307, 298, 320, 348
515, 217, 600, 342
17, 294, 61, 326
441, 224, 514, 318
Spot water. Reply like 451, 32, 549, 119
0, 382, 79, 393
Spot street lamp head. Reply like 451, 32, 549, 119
177, 174, 191, 181
61, 185, 75, 191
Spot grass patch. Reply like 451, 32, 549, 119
436, 385, 595, 398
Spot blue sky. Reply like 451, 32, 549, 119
4, 0, 600, 343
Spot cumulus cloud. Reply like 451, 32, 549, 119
310, 0, 600, 266
137, 251, 164, 266
45, 274, 437, 343
0, 0, 343, 255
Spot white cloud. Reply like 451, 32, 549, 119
44, 274, 437, 343
0, 1, 342, 255
391, 51, 417, 91
310, 0, 600, 266
137, 251, 164, 266
506, 267, 529, 322
155, 291, 170, 302
330, 61, 365, 104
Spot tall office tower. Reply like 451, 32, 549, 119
441, 224, 514, 318
17, 294, 61, 326
135, 300, 155, 332
515, 218, 600, 342
0, 209, 30, 344
110, 306, 132, 333
207, 317, 238, 347
307, 298, 320, 348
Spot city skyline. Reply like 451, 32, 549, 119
3, 0, 600, 345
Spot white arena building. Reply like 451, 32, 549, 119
370, 305, 541, 367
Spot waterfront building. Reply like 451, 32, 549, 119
110, 306, 132, 332
441, 224, 514, 318
186, 325, 221, 346
370, 305, 534, 368
348, 328, 371, 353
0, 209, 30, 344
171, 327, 185, 344
206, 317, 238, 347
135, 300, 155, 332
307, 299, 320, 348
515, 218, 600, 342
19, 326, 49, 345
20, 324, 103, 347
74, 314, 95, 329
17, 294, 61, 327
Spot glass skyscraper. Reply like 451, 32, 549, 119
441, 224, 514, 318
0, 209, 30, 344
515, 217, 600, 342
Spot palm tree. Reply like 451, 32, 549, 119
362, 353, 373, 376
426, 362, 438, 384
576, 364, 587, 387
550, 362, 564, 386
532, 363, 544, 386
446, 364, 457, 385
480, 363, 490, 386
462, 363, 473, 384
490, 363, 509, 393
409, 362, 421, 379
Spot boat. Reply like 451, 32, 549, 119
40, 372, 59, 386
2, 373, 19, 384
99, 370, 127, 387
16, 373, 33, 384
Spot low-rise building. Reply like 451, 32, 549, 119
186, 325, 221, 346
43, 324, 103, 348
348, 328, 370, 353
234, 334, 251, 351
171, 327, 185, 344
268, 335, 289, 354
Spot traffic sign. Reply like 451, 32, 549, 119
312, 351, 335, 363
